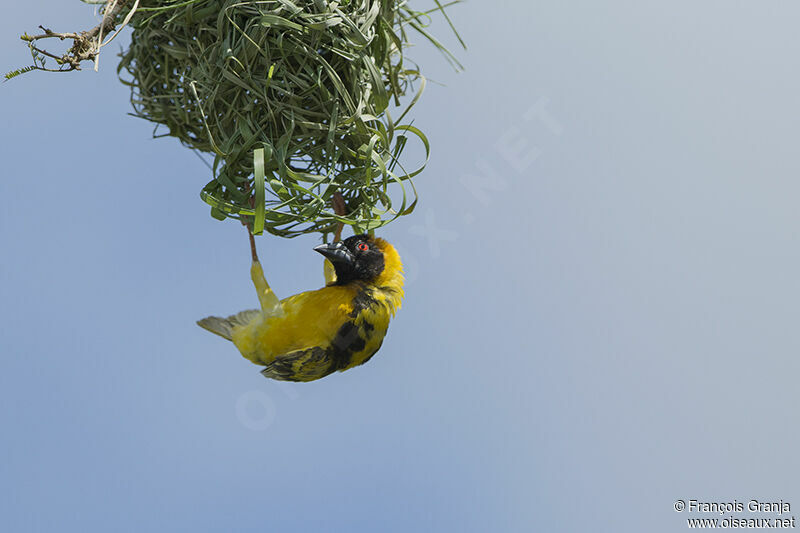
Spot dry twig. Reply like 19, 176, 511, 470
21, 0, 133, 72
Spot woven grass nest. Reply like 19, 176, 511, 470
116, 0, 462, 238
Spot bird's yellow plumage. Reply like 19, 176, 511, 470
198, 235, 403, 382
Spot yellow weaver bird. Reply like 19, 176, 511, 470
197, 234, 404, 382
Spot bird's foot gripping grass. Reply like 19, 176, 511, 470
197, 234, 404, 382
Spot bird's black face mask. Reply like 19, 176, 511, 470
314, 234, 385, 284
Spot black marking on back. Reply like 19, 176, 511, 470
328, 286, 378, 369
330, 321, 366, 370
349, 285, 377, 317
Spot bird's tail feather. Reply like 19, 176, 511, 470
197, 309, 260, 341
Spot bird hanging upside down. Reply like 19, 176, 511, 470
197, 234, 404, 382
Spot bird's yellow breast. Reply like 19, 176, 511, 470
232, 285, 356, 361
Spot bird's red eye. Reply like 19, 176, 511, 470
357, 242, 369, 252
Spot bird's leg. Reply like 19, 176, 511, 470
250, 257, 283, 316
243, 189, 283, 316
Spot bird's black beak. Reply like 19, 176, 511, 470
314, 241, 354, 266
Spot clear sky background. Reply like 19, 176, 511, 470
2, 2, 799, 532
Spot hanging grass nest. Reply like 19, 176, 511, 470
116, 0, 462, 238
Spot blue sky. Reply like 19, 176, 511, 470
2, 2, 800, 532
